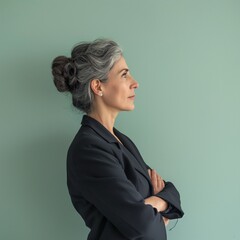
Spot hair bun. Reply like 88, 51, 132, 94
51, 56, 78, 92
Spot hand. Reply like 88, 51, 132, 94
144, 196, 169, 225
148, 169, 165, 194
144, 196, 168, 212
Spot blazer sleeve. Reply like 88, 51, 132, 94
155, 182, 184, 219
145, 165, 184, 219
67, 138, 167, 240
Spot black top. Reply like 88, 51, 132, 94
67, 115, 184, 240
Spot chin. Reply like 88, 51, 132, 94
123, 105, 135, 111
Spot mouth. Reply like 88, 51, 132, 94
128, 95, 135, 99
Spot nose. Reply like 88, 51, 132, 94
131, 76, 139, 89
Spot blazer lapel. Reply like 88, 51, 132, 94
82, 115, 152, 188
114, 128, 152, 184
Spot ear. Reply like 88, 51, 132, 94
90, 79, 103, 96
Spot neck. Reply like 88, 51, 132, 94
88, 109, 118, 134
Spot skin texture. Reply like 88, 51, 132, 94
89, 56, 138, 135
89, 56, 169, 226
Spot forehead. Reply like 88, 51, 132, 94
111, 56, 128, 73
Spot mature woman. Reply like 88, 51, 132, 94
51, 39, 184, 240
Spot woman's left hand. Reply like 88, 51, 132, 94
148, 169, 165, 194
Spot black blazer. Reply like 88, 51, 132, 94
67, 115, 184, 240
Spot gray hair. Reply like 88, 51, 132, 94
51, 39, 123, 113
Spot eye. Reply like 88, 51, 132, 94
122, 71, 127, 78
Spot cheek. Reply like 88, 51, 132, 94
107, 85, 123, 99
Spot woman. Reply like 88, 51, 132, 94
51, 39, 184, 240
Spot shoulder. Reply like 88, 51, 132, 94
67, 125, 119, 168
69, 125, 112, 153
67, 126, 125, 179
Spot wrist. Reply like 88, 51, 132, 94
144, 196, 168, 212
158, 198, 168, 212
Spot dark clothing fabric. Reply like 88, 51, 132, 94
67, 115, 184, 240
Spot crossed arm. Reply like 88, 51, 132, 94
144, 169, 170, 226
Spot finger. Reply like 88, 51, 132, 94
157, 174, 165, 191
148, 169, 152, 178
157, 174, 162, 188
160, 175, 165, 188
151, 169, 157, 191
151, 169, 157, 182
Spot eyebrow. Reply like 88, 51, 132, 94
118, 68, 129, 74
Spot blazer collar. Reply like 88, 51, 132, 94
81, 115, 120, 144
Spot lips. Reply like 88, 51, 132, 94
128, 95, 135, 98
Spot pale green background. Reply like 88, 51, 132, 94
1, 0, 240, 239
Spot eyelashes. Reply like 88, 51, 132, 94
121, 71, 128, 78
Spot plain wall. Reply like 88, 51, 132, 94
1, 0, 240, 239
